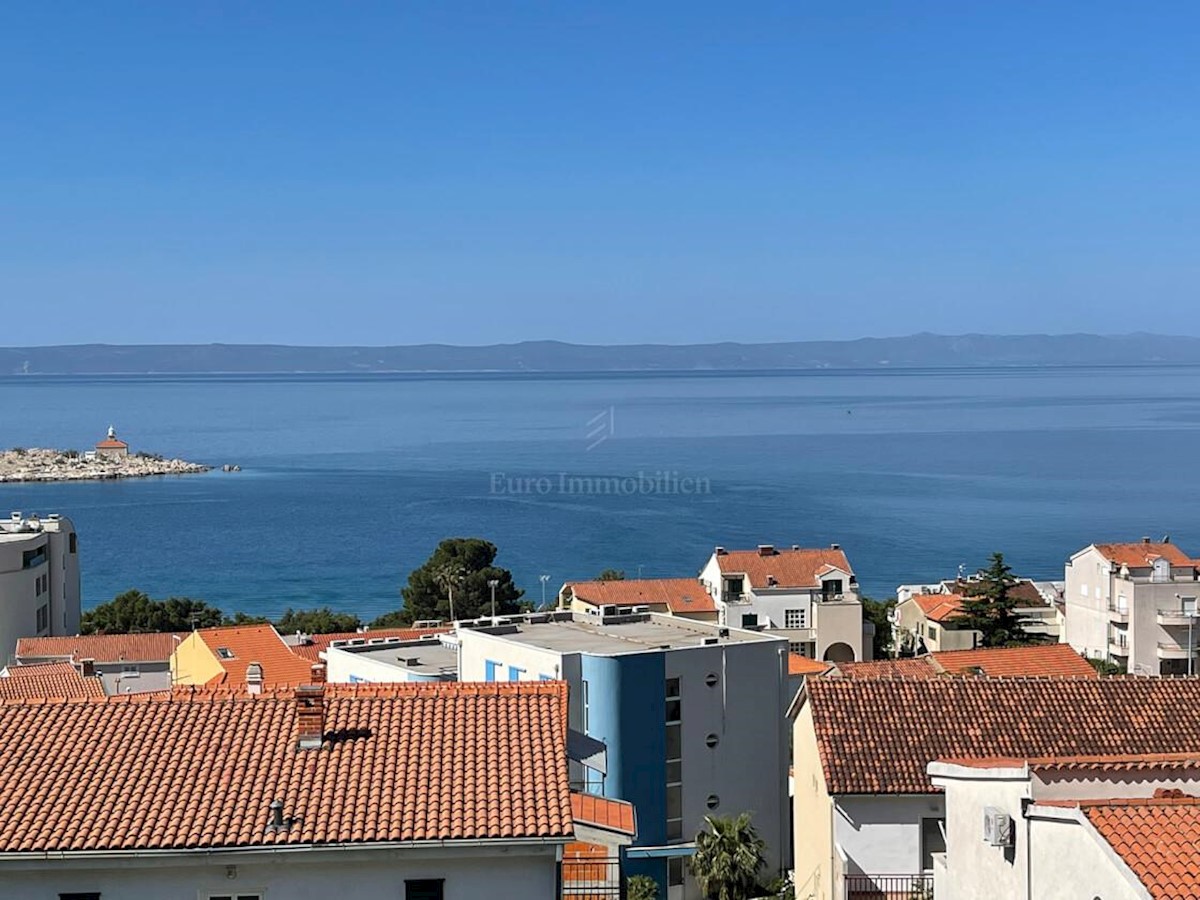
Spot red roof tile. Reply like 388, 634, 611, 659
715, 547, 853, 590
1093, 541, 1195, 569
931, 645, 1097, 678
568, 578, 717, 614
196, 624, 315, 686
789, 654, 834, 676
94, 438, 129, 449
0, 664, 105, 699
17, 632, 185, 664
571, 793, 636, 837
942, 752, 1200, 772
0, 681, 572, 853
804, 677, 1200, 795
1083, 800, 1200, 899
289, 627, 450, 662
912, 593, 966, 623
835, 658, 939, 679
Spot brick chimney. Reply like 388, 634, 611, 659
758, 544, 775, 556
295, 684, 326, 750
78, 658, 95, 678
310, 663, 326, 684
245, 662, 263, 695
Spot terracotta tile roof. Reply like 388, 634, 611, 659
950, 578, 1051, 608
196, 624, 319, 686
571, 792, 636, 837
715, 547, 853, 590
94, 438, 129, 449
1093, 541, 1195, 569
567, 578, 716, 614
804, 677, 1200, 795
17, 632, 184, 664
288, 627, 450, 662
789, 654, 834, 676
0, 681, 572, 853
1083, 800, 1200, 899
0, 664, 105, 699
911, 593, 966, 623
942, 752, 1200, 772
931, 645, 1097, 678
834, 658, 939, 679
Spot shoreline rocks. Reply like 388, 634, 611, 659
0, 448, 211, 483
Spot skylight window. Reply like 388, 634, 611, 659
217, 647, 235, 659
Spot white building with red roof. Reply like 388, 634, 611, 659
559, 576, 719, 622
699, 543, 865, 662
94, 424, 129, 459
1064, 537, 1200, 675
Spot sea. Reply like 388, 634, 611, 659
1, 366, 1199, 621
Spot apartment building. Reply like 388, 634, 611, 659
699, 544, 865, 662
324, 632, 459, 683
0, 511, 80, 659
457, 610, 790, 900
893, 577, 1062, 655
1064, 538, 1200, 674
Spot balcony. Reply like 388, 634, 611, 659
1158, 607, 1199, 626
1107, 602, 1129, 624
845, 874, 934, 900
1158, 642, 1199, 660
1108, 638, 1130, 657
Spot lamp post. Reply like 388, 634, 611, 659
540, 574, 550, 610
488, 579, 499, 620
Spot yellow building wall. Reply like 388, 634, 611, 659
170, 632, 224, 685
793, 701, 836, 900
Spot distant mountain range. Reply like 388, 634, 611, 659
2, 333, 1199, 375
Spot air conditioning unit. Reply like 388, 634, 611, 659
983, 807, 1013, 847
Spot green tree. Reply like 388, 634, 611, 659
861, 597, 896, 659
371, 538, 525, 627
224, 611, 271, 626
627, 875, 660, 900
82, 589, 225, 634
956, 553, 1033, 647
597, 568, 626, 581
690, 813, 767, 900
275, 607, 361, 634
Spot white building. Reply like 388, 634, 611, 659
0, 677, 577, 899
0, 511, 80, 660
699, 544, 864, 662
324, 632, 459, 683
1064, 538, 1200, 674
930, 753, 1200, 900
458, 609, 790, 900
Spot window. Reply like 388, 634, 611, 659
68, 533, 77, 554
789, 641, 804, 654
666, 676, 683, 840
122, 664, 139, 675
405, 880, 445, 900
582, 679, 590, 731
920, 818, 946, 872
59, 894, 101, 900
216, 647, 235, 660
205, 894, 262, 900
741, 613, 757, 628
484, 660, 501, 682
928, 625, 938, 640
668, 857, 685, 886
21, 547, 46, 570
507, 665, 525, 681
538, 673, 554, 681
36, 605, 48, 633
784, 608, 805, 629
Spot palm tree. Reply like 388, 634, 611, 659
690, 812, 766, 900
433, 563, 465, 623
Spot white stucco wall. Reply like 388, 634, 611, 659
834, 795, 944, 877
0, 844, 562, 900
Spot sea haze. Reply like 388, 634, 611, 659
1, 367, 1198, 620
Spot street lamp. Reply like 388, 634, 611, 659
540, 574, 550, 610
488, 579, 499, 620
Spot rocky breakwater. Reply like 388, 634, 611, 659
0, 448, 210, 483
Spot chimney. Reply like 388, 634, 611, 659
310, 663, 326, 684
296, 684, 325, 750
79, 658, 95, 678
758, 544, 775, 557
245, 661, 263, 695
714, 546, 726, 556
831, 543, 841, 550
1143, 536, 1151, 544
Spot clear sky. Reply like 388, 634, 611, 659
3, 2, 1198, 346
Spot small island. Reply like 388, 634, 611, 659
0, 427, 210, 483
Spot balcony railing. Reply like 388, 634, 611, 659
846, 874, 935, 900
562, 855, 622, 899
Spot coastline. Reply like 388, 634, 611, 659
0, 447, 210, 483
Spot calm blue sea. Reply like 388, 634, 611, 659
1, 367, 1198, 620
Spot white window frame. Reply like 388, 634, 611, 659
784, 608, 805, 629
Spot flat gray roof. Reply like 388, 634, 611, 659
473, 613, 780, 656
330, 639, 459, 677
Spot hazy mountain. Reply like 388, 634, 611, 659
1, 333, 1198, 375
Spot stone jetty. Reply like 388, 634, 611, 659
0, 447, 210, 483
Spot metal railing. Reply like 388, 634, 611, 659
562, 856, 622, 899
845, 873, 935, 900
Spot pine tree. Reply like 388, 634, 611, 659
956, 552, 1033, 647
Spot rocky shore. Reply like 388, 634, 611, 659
0, 447, 210, 483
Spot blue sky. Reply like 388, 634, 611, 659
2, 2, 1198, 346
